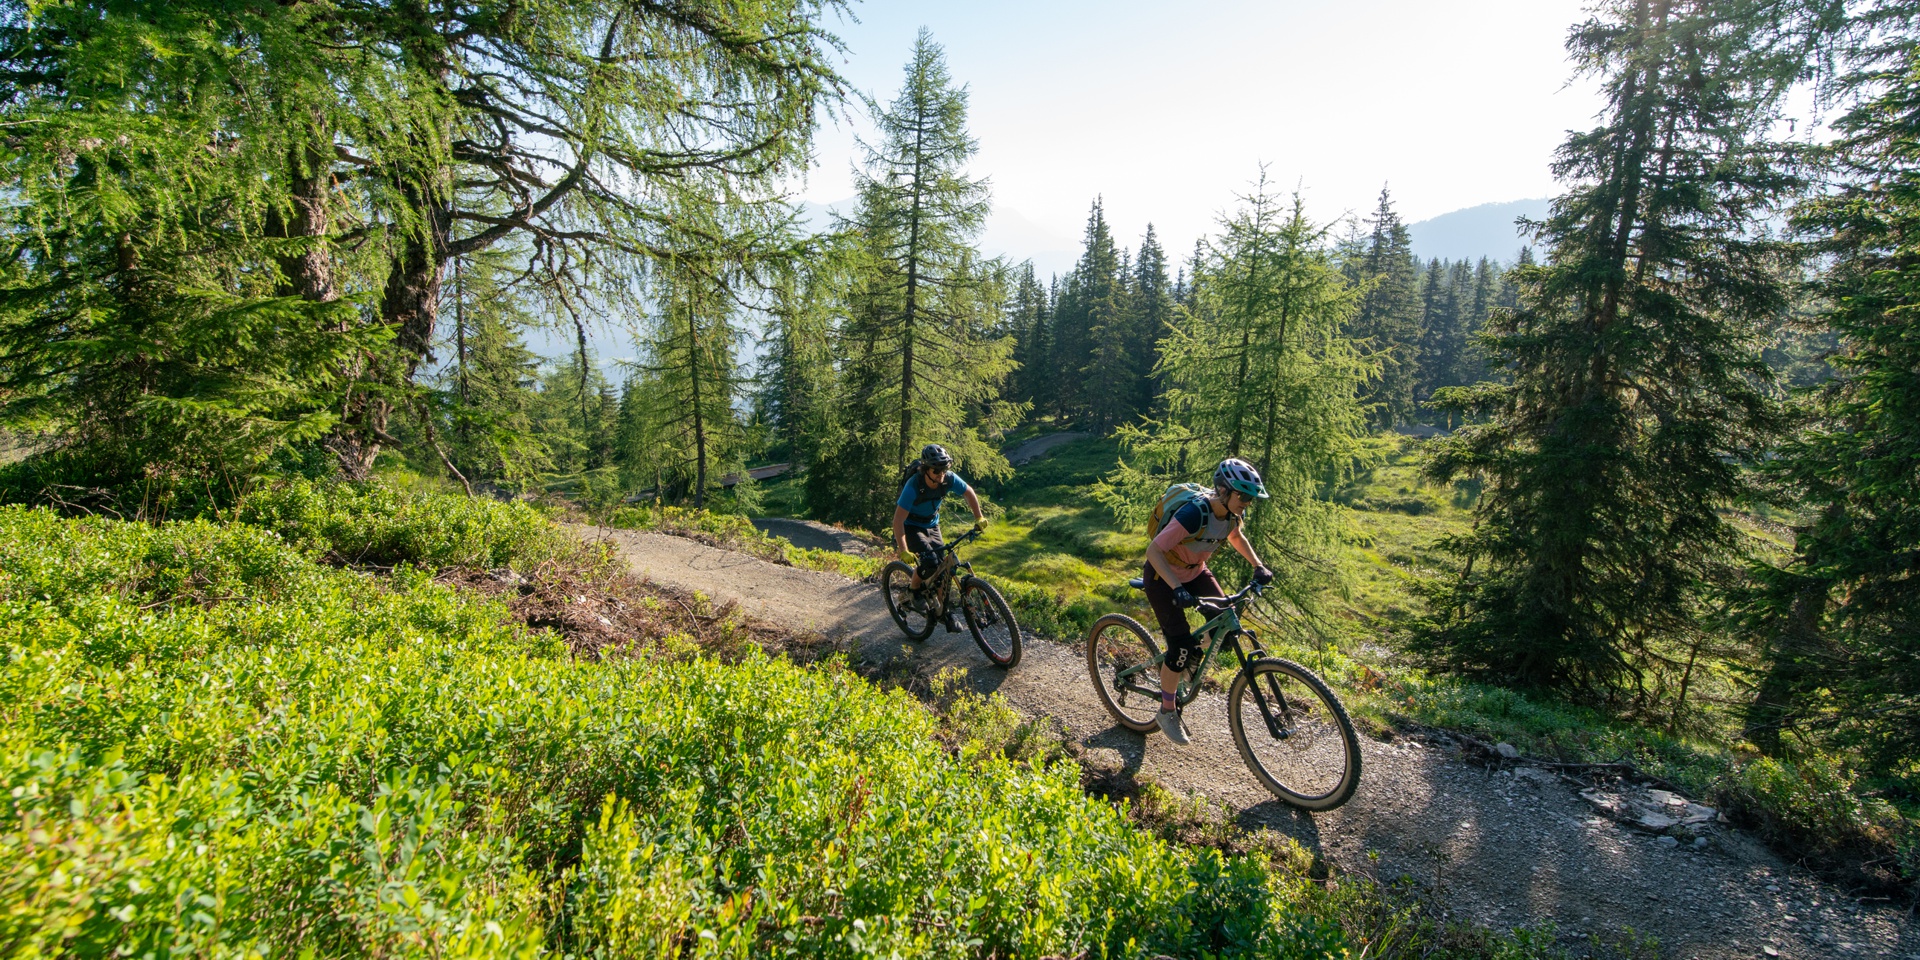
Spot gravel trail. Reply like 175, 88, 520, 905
749, 517, 874, 554
1004, 431, 1091, 465
596, 525, 1917, 959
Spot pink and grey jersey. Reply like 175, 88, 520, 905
1151, 499, 1238, 584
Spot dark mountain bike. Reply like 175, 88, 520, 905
880, 527, 1022, 667
1085, 578, 1361, 810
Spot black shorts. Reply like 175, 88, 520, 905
904, 525, 943, 577
1142, 563, 1223, 673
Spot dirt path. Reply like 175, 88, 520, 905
1004, 431, 1091, 465
600, 527, 1917, 959
749, 517, 873, 555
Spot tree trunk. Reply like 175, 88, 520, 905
687, 294, 709, 509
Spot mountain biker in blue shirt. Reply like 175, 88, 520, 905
893, 444, 985, 601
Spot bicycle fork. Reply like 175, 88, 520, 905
1227, 631, 1298, 741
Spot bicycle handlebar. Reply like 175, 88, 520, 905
1195, 580, 1265, 616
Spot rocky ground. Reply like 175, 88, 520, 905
598, 525, 1918, 959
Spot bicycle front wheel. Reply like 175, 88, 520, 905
1228, 658, 1362, 810
959, 578, 1021, 668
1085, 614, 1163, 733
881, 561, 936, 641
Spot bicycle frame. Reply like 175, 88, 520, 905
1109, 584, 1300, 737
915, 527, 983, 611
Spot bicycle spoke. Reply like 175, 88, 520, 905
1229, 660, 1361, 809
1085, 615, 1163, 732
960, 579, 1020, 667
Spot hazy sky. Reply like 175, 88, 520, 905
801, 0, 1608, 258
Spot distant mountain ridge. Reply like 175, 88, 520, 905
1406, 198, 1550, 264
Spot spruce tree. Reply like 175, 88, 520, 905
1051, 199, 1120, 425
1131, 225, 1177, 418
804, 29, 1017, 527
0, 2, 375, 510
1416, 258, 1449, 407
1350, 188, 1423, 427
1005, 262, 1050, 412
636, 206, 758, 510
757, 234, 847, 470
1741, 18, 1920, 772
1418, 0, 1805, 702
1081, 215, 1134, 430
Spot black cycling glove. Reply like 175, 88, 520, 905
1171, 586, 1196, 608
1253, 565, 1275, 586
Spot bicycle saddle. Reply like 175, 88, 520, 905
1128, 577, 1145, 590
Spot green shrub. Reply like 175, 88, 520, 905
238, 479, 569, 571
0, 506, 1362, 958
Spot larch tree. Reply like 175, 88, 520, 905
804, 29, 1017, 527
1100, 179, 1373, 631
0, 0, 849, 497
428, 248, 549, 489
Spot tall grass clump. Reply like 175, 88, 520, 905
0, 503, 1367, 957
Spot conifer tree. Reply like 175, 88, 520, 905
1131, 225, 1177, 417
0, 2, 375, 510
1100, 179, 1372, 627
1418, 0, 1806, 701
1005, 262, 1050, 411
1741, 15, 1920, 771
1350, 188, 1423, 427
1081, 213, 1135, 430
0, 0, 848, 490
804, 29, 1017, 527
1051, 199, 1120, 424
636, 208, 758, 509
757, 235, 848, 470
430, 250, 548, 488
1416, 259, 1449, 406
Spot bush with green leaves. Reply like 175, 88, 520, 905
237, 479, 570, 570
0, 504, 1371, 957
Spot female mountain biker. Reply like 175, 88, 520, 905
1142, 457, 1275, 745
893, 444, 986, 622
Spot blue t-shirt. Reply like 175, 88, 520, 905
897, 471, 970, 529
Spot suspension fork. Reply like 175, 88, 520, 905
1232, 632, 1295, 739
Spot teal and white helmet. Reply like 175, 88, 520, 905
1213, 458, 1268, 500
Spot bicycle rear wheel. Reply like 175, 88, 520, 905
1227, 658, 1361, 810
1085, 614, 1163, 733
959, 577, 1021, 667
881, 561, 936, 641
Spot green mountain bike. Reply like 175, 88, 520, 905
1085, 578, 1361, 810
880, 527, 1022, 667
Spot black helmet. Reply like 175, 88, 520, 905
919, 443, 954, 469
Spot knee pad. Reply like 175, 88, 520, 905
1165, 644, 1195, 673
